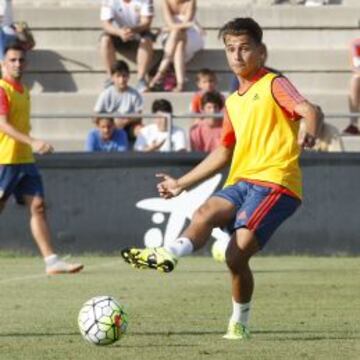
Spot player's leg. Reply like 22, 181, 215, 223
223, 229, 259, 340
223, 184, 301, 340
345, 72, 360, 134
17, 164, 84, 275
122, 195, 236, 272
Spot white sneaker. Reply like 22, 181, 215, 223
46, 259, 84, 275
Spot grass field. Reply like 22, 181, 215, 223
0, 255, 359, 360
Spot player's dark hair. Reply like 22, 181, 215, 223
201, 91, 224, 110
196, 68, 217, 82
219, 17, 263, 45
152, 99, 173, 114
4, 42, 26, 56
110, 60, 130, 75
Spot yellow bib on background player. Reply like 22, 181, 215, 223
224, 72, 302, 199
0, 79, 34, 164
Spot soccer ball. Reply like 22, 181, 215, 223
211, 238, 230, 263
78, 295, 128, 346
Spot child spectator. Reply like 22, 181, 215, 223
190, 68, 221, 113
94, 60, 143, 147
86, 116, 129, 152
190, 91, 224, 152
99, 0, 155, 92
134, 98, 187, 152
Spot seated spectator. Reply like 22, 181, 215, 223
134, 98, 187, 152
99, 0, 155, 91
190, 68, 221, 114
190, 91, 224, 152
94, 60, 143, 147
86, 116, 129, 152
344, 38, 360, 135
148, 0, 205, 92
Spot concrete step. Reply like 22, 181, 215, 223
23, 70, 352, 94
31, 28, 357, 50
15, 6, 360, 29
26, 48, 350, 73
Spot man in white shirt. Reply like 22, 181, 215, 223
135, 99, 187, 152
100, 0, 155, 92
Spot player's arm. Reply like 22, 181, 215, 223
272, 76, 323, 148
0, 114, 53, 154
295, 101, 323, 148
157, 109, 234, 199
157, 145, 233, 199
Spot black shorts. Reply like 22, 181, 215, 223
102, 31, 156, 51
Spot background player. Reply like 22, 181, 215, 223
0, 44, 84, 275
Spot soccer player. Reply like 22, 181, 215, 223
121, 18, 323, 339
0, 44, 84, 275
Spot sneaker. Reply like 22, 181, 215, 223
46, 259, 84, 275
223, 321, 251, 340
121, 247, 177, 273
135, 79, 148, 93
343, 124, 360, 135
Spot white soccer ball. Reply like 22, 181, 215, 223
78, 295, 128, 346
211, 238, 230, 263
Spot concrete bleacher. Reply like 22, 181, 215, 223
11, 0, 360, 151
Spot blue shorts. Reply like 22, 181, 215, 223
213, 181, 301, 248
0, 164, 44, 204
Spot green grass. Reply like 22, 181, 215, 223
0, 256, 359, 360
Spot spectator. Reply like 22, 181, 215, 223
0, 0, 16, 60
86, 116, 129, 152
134, 98, 187, 152
344, 38, 360, 135
99, 0, 155, 91
94, 60, 143, 147
190, 91, 224, 152
148, 0, 205, 92
190, 68, 221, 113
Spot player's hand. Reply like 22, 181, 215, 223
31, 139, 54, 154
298, 133, 316, 149
156, 173, 183, 199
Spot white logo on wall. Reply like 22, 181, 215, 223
136, 174, 230, 248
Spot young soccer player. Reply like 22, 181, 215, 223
121, 18, 323, 339
0, 44, 84, 275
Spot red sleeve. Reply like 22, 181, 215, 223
220, 107, 236, 148
0, 87, 9, 115
272, 77, 305, 121
190, 93, 202, 113
350, 38, 360, 69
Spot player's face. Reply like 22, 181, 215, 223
112, 72, 129, 91
2, 49, 26, 80
224, 34, 264, 79
197, 77, 217, 92
97, 119, 115, 140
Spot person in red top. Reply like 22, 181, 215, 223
0, 44, 84, 275
190, 91, 224, 152
121, 17, 323, 340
